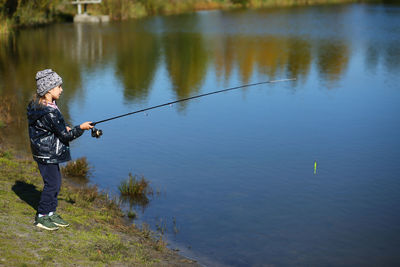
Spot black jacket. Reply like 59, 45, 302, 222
27, 101, 84, 164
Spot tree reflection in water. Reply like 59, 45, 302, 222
2, 9, 399, 150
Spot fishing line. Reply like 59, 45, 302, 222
89, 78, 296, 138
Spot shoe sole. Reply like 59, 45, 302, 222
53, 222, 69, 227
35, 223, 59, 231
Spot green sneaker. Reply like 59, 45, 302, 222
35, 215, 59, 231
49, 213, 69, 227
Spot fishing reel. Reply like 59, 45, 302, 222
91, 127, 103, 138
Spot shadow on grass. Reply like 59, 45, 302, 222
11, 181, 76, 211
11, 181, 41, 211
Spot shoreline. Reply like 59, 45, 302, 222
0, 141, 199, 266
0, 0, 375, 33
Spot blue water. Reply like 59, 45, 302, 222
1, 3, 400, 266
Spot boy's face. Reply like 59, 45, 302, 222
48, 85, 63, 100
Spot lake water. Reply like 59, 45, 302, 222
1, 3, 400, 266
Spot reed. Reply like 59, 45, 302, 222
118, 173, 153, 198
61, 157, 92, 178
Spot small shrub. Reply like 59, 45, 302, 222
61, 157, 92, 178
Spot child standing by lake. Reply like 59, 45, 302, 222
27, 69, 93, 231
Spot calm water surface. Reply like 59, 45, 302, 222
1, 3, 400, 266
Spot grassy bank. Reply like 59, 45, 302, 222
0, 0, 383, 32
0, 146, 198, 266
94, 0, 368, 20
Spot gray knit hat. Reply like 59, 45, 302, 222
36, 69, 63, 96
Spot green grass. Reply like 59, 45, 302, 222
0, 147, 197, 266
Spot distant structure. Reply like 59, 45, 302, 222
71, 0, 101, 15
70, 0, 109, 23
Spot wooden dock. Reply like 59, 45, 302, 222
70, 0, 109, 23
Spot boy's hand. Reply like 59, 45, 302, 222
80, 122, 94, 130
66, 126, 71, 132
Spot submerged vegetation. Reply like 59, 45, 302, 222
119, 173, 153, 197
61, 157, 92, 179
119, 173, 154, 207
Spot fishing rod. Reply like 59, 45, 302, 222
89, 78, 296, 138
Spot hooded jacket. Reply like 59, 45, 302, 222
27, 101, 84, 164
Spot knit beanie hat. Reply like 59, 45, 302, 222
36, 69, 63, 96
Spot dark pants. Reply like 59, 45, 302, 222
37, 163, 62, 215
